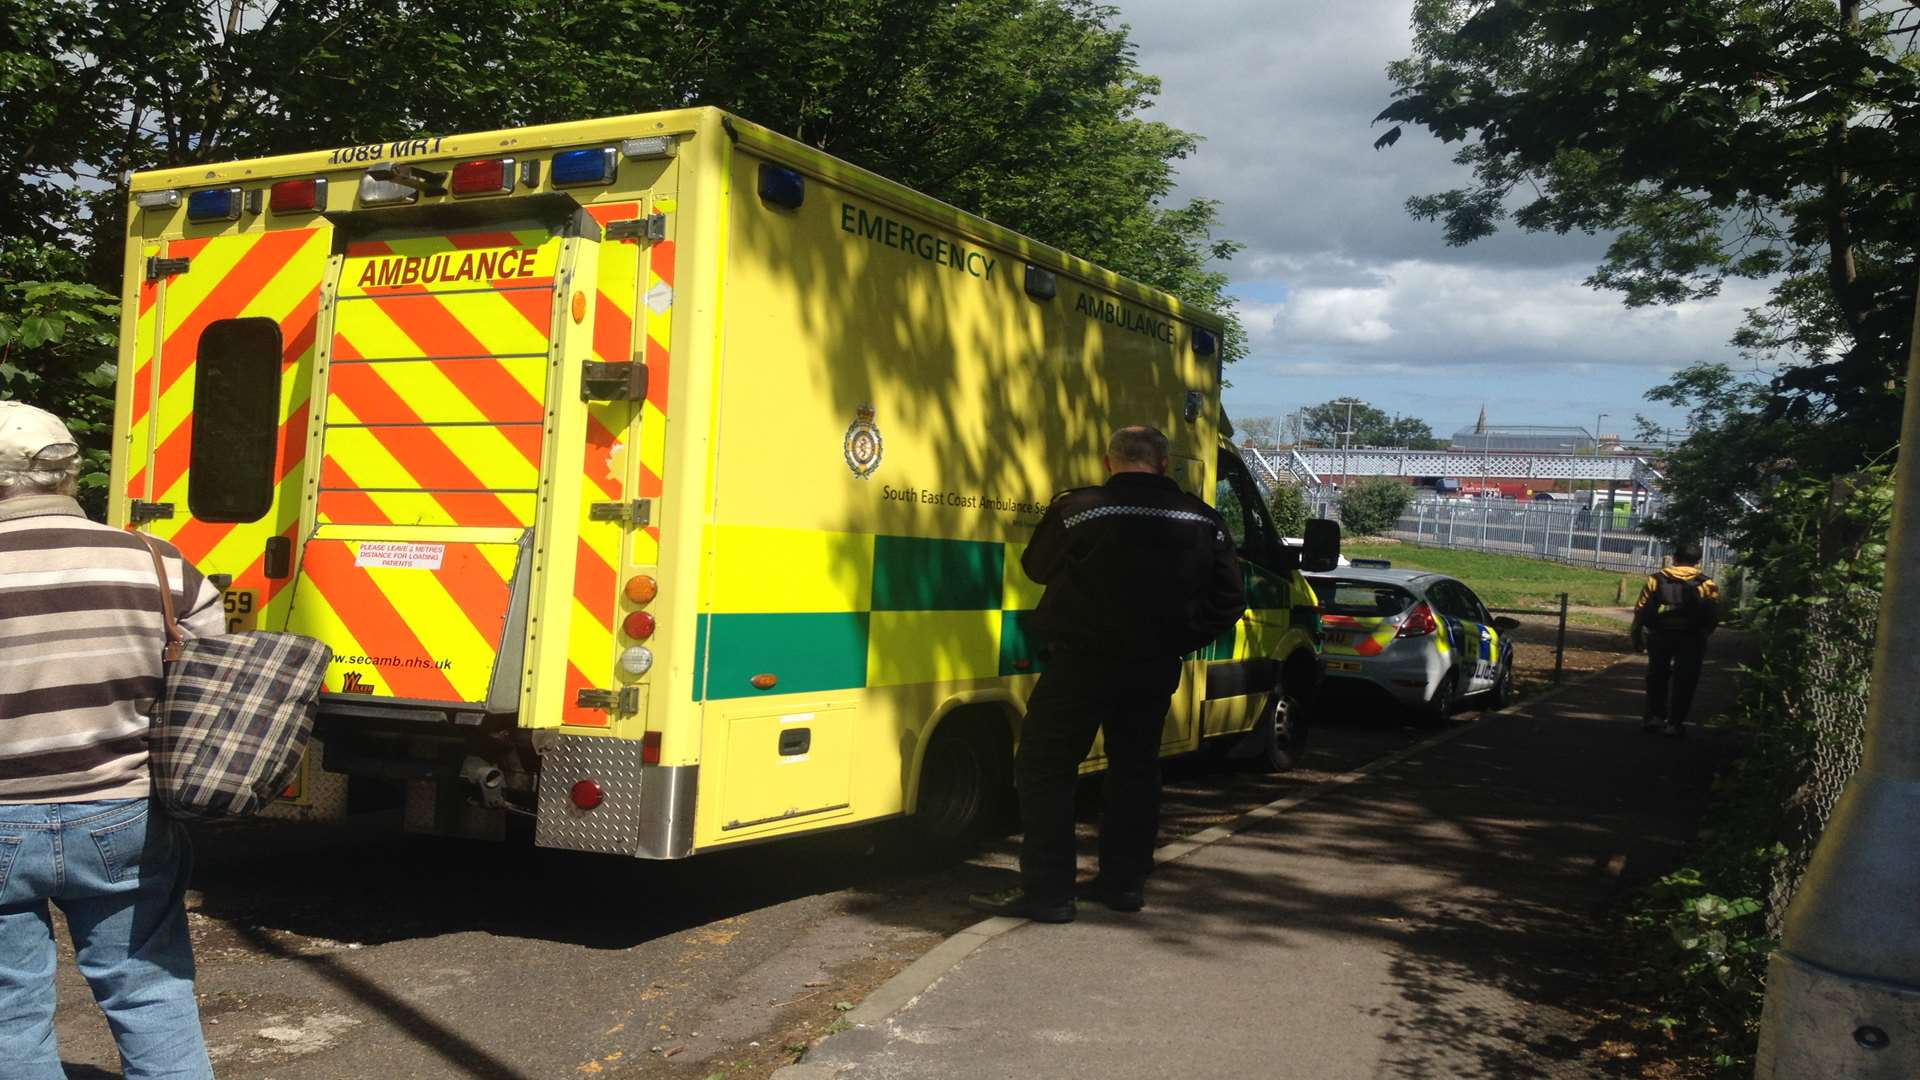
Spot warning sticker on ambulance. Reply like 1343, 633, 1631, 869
354, 542, 446, 570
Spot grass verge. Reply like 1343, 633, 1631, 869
1344, 540, 1643, 611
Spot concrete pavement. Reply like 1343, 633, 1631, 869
785, 634, 1747, 1079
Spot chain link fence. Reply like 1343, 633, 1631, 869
1375, 496, 1732, 575
1764, 589, 1879, 934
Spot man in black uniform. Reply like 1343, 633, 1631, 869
969, 426, 1246, 922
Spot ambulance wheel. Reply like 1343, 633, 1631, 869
913, 711, 1011, 852
1249, 686, 1308, 773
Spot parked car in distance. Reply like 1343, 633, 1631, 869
1305, 567, 1520, 723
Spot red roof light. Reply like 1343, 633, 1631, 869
269, 179, 326, 214
450, 159, 515, 197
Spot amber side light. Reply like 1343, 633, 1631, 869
624, 575, 658, 604
750, 674, 778, 690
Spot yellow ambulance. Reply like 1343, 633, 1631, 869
110, 107, 1336, 857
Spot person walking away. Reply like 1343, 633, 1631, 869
1631, 541, 1720, 738
969, 426, 1245, 922
0, 401, 223, 1079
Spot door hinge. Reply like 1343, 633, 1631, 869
604, 213, 667, 243
588, 499, 653, 526
576, 687, 641, 714
129, 500, 175, 524
145, 256, 190, 282
580, 360, 649, 402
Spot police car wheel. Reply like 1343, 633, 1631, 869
1421, 674, 1458, 726
913, 713, 1011, 850
1488, 660, 1513, 710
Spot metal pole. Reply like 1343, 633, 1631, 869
1755, 298, 1920, 1077
1553, 591, 1567, 683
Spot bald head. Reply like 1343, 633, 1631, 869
1105, 426, 1170, 475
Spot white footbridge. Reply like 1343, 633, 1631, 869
1240, 446, 1660, 490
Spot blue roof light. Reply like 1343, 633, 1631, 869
551, 147, 618, 187
758, 164, 805, 210
186, 188, 243, 223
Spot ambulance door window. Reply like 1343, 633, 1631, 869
187, 318, 282, 523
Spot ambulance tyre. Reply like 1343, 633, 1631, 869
1239, 686, 1303, 774
912, 710, 1012, 854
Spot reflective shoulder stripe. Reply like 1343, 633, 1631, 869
1062, 504, 1216, 529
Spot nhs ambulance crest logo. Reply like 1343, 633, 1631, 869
843, 404, 883, 479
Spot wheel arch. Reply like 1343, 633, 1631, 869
904, 691, 1019, 814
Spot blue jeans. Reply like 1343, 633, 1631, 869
0, 798, 212, 1079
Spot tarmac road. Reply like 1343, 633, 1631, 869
47, 689, 1543, 1079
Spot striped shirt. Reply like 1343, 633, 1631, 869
0, 495, 224, 802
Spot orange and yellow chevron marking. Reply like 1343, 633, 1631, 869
319, 230, 559, 529
291, 539, 517, 703
133, 229, 330, 623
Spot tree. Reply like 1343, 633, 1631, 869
1298, 400, 1441, 448
1268, 479, 1310, 537
1375, 0, 1917, 474
1236, 415, 1281, 446
1338, 476, 1412, 537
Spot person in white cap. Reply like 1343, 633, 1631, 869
0, 400, 222, 1079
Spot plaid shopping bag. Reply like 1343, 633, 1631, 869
140, 537, 330, 819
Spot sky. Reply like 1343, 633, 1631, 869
1111, 0, 1769, 441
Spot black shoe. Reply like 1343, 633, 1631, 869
967, 886, 1075, 923
1641, 717, 1663, 733
1662, 721, 1685, 738
1078, 879, 1145, 913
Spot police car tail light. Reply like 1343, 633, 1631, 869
1396, 602, 1438, 638
450, 158, 516, 197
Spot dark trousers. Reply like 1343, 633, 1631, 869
1015, 651, 1182, 904
1646, 631, 1710, 725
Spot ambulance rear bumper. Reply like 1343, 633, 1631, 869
534, 734, 698, 860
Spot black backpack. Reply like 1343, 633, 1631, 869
1653, 572, 1718, 633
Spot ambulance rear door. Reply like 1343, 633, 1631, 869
286, 206, 585, 717
122, 217, 333, 635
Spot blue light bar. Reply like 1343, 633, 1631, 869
551, 147, 618, 187
758, 164, 805, 210
186, 188, 243, 223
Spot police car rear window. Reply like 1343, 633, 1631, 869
1313, 580, 1415, 617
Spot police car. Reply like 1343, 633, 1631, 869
1305, 566, 1519, 721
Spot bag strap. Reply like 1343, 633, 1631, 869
136, 533, 185, 663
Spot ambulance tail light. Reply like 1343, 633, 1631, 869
641, 731, 662, 765
1396, 603, 1438, 639
186, 188, 243, 222
551, 147, 618, 187
450, 158, 516, 197
623, 575, 658, 604
269, 178, 327, 214
623, 611, 656, 640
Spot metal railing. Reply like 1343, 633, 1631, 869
1385, 497, 1731, 575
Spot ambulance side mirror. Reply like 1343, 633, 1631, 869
1301, 518, 1341, 573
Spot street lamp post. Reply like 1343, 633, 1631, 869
1334, 397, 1366, 489
1593, 412, 1608, 508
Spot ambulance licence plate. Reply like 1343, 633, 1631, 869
1326, 660, 1362, 673
223, 588, 257, 633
